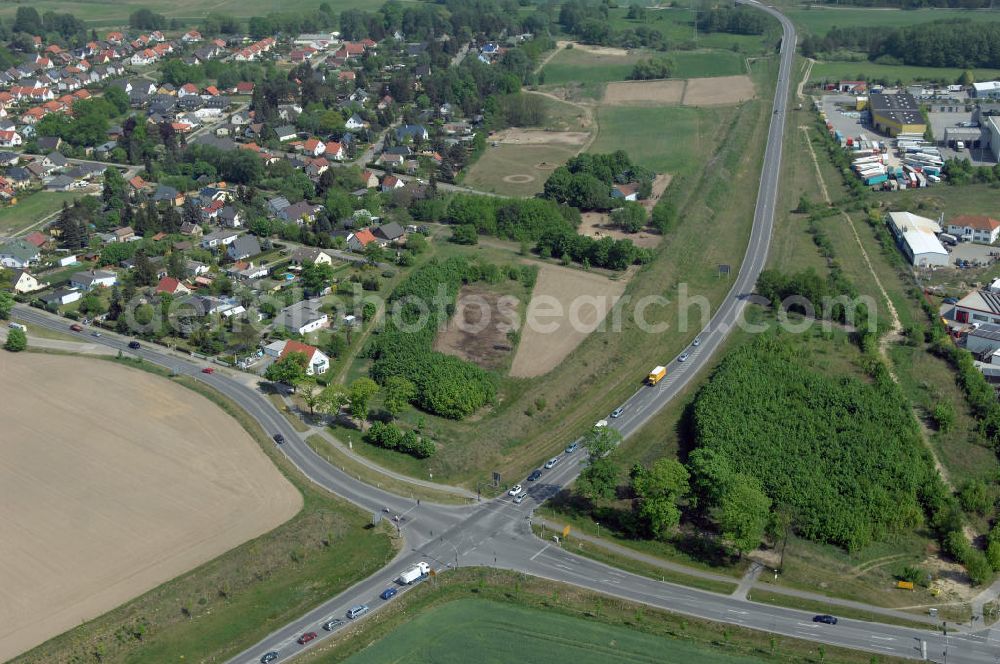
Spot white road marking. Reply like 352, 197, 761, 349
871, 636, 895, 641
530, 544, 550, 561
728, 609, 749, 615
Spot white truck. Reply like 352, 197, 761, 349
397, 562, 431, 585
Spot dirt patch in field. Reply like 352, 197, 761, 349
434, 284, 518, 370
0, 353, 301, 661
510, 265, 627, 378
682, 75, 756, 106
578, 212, 662, 248
492, 128, 591, 146
562, 41, 631, 57
640, 173, 674, 212
603, 80, 686, 105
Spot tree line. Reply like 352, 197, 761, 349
801, 20, 1000, 68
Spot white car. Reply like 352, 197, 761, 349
513, 493, 526, 504
508, 484, 524, 497
544, 456, 560, 469
595, 419, 609, 428
678, 352, 689, 362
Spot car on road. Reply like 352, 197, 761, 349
91, 331, 102, 337
297, 632, 317, 644
812, 614, 838, 625
508, 484, 524, 497
273, 433, 285, 444
202, 367, 214, 374
527, 469, 543, 481
70, 323, 83, 332
692, 337, 701, 346
260, 653, 278, 663
323, 618, 345, 631
610, 407, 624, 418
128, 341, 140, 349
347, 605, 369, 619
544, 456, 560, 469
513, 493, 526, 504
678, 352, 689, 362
565, 442, 579, 454
380, 587, 398, 600
595, 419, 608, 428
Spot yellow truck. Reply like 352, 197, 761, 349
647, 365, 666, 385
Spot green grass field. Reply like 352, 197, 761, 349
589, 105, 735, 175
542, 48, 745, 87
672, 50, 747, 78
810, 60, 1000, 85
465, 143, 580, 196
0, 0, 394, 27
605, 5, 775, 54
0, 191, 81, 237
786, 6, 1000, 35
342, 599, 768, 664
542, 48, 643, 86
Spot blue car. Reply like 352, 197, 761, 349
380, 587, 398, 600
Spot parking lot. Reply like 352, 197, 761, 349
949, 241, 998, 267
821, 95, 883, 144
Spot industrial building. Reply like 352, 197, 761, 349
869, 92, 926, 137
965, 322, 1000, 358
954, 288, 1000, 326
971, 81, 1000, 100
885, 211, 948, 267
989, 116, 1000, 162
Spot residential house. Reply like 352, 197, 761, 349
345, 114, 367, 130
200, 229, 240, 249
23, 231, 48, 248
277, 339, 330, 375
0, 130, 22, 147
947, 215, 1000, 245
113, 226, 137, 242
9, 269, 43, 293
42, 152, 68, 170
346, 228, 377, 253
180, 222, 203, 236
267, 196, 291, 216
280, 201, 322, 223
360, 169, 379, 188
186, 260, 209, 276
395, 124, 429, 142
155, 276, 191, 295
302, 137, 326, 156
373, 222, 405, 245
324, 141, 344, 161
226, 234, 262, 261
218, 206, 244, 228
153, 184, 185, 206
289, 246, 338, 266
274, 299, 329, 335
45, 175, 78, 191
41, 287, 82, 306
70, 269, 117, 291
611, 183, 639, 201
0, 239, 41, 268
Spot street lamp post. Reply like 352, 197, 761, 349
596, 522, 601, 538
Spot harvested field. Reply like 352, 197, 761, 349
434, 284, 519, 370
603, 79, 686, 105
683, 75, 756, 106
492, 128, 591, 146
510, 264, 627, 378
0, 353, 301, 661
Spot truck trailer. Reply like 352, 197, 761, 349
397, 562, 431, 585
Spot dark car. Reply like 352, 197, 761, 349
297, 632, 317, 645
70, 323, 83, 332
273, 433, 285, 444
128, 341, 141, 349
380, 587, 398, 600
813, 614, 838, 625
527, 469, 543, 481
260, 653, 279, 663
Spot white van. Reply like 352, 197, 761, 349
956, 141, 966, 150
8, 322, 26, 331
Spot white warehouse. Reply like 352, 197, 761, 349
886, 211, 949, 267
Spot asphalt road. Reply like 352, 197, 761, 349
15, 5, 1000, 663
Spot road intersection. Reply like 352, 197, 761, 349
14, 3, 1000, 662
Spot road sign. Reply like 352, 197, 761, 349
562, 525, 571, 538
492, 471, 501, 487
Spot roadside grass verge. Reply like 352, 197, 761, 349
12, 356, 396, 664
531, 523, 740, 594
304, 433, 472, 506
294, 568, 909, 664
749, 590, 939, 631
268, 392, 311, 433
